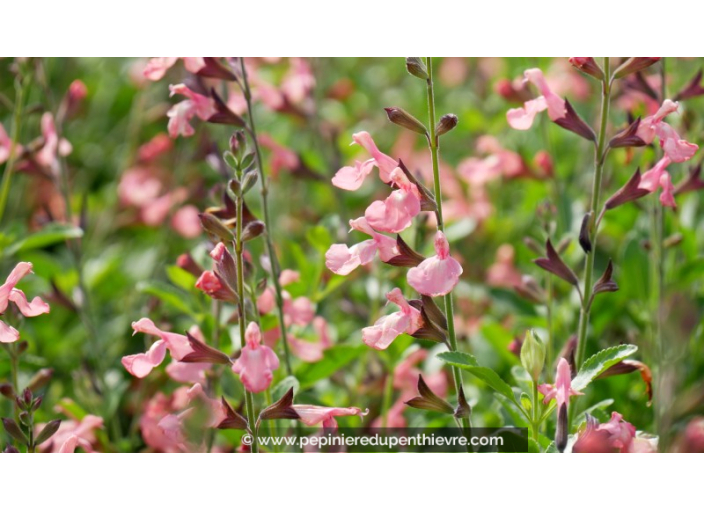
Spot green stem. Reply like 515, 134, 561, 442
0, 66, 31, 226
381, 370, 394, 428
575, 57, 612, 370
235, 187, 258, 453
239, 58, 293, 376
531, 380, 540, 443
425, 57, 471, 435
546, 276, 554, 369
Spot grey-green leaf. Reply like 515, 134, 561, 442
571, 345, 638, 392
438, 351, 517, 404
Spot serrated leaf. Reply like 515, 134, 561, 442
437, 351, 517, 404
6, 224, 83, 255
571, 345, 638, 392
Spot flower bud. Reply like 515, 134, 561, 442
241, 170, 258, 194
242, 221, 266, 242
229, 130, 247, 157
436, 114, 458, 137
520, 330, 546, 382
384, 107, 428, 136
613, 58, 661, 80
568, 57, 604, 80
405, 57, 428, 80
199, 213, 235, 241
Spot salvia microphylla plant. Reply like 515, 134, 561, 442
2, 57, 704, 453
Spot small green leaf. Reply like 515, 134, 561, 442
273, 376, 300, 401
6, 224, 83, 255
438, 351, 517, 404
572, 345, 638, 391
166, 265, 197, 292
136, 281, 196, 317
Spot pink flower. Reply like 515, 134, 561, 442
573, 412, 642, 453
283, 293, 315, 326
640, 156, 676, 208
281, 57, 315, 104
486, 244, 522, 288
123, 318, 194, 377
636, 100, 698, 162
538, 357, 583, 409
0, 122, 21, 164
331, 131, 397, 190
325, 217, 398, 275
259, 134, 300, 178
507, 68, 567, 130
166, 360, 210, 384
171, 205, 202, 238
121, 340, 167, 378
232, 322, 280, 393
186, 383, 228, 428
362, 288, 422, 350
291, 405, 368, 430
139, 389, 191, 452
144, 57, 205, 81
166, 84, 217, 138
0, 262, 50, 343
35, 113, 72, 169
364, 168, 422, 233
39, 414, 104, 453
407, 231, 463, 297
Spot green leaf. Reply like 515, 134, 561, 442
574, 399, 614, 426
571, 344, 638, 392
136, 281, 196, 317
166, 265, 198, 292
438, 351, 517, 404
273, 376, 300, 401
295, 345, 365, 389
5, 224, 83, 256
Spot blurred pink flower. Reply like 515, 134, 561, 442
167, 84, 216, 138
640, 156, 676, 208
140, 389, 191, 452
325, 216, 398, 275
362, 288, 422, 350
283, 293, 315, 327
291, 405, 368, 429
281, 57, 315, 104
39, 414, 104, 453
487, 245, 522, 288
232, 322, 280, 393
636, 100, 698, 162
259, 134, 300, 178
407, 231, 463, 297
144, 57, 205, 81
35, 113, 72, 169
171, 205, 202, 238
573, 412, 642, 453
364, 167, 421, 233
0, 122, 22, 164
507, 68, 567, 130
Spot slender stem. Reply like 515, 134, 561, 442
425, 57, 471, 435
235, 188, 258, 453
239, 58, 293, 376
531, 380, 540, 443
546, 276, 554, 369
264, 387, 279, 453
0, 66, 30, 225
381, 370, 394, 428
575, 57, 612, 370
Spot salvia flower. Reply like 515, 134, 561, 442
362, 288, 422, 350
639, 156, 676, 208
0, 262, 51, 343
407, 231, 463, 297
507, 68, 567, 130
364, 167, 422, 233
538, 357, 583, 408
122, 318, 194, 378
325, 217, 398, 275
167, 84, 217, 138
572, 412, 646, 453
291, 405, 369, 430
231, 322, 280, 393
144, 58, 206, 81
636, 100, 698, 163
331, 131, 397, 190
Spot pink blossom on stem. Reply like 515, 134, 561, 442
407, 231, 463, 297
325, 217, 398, 275
538, 357, 583, 408
232, 322, 280, 393
291, 405, 368, 430
362, 288, 422, 350
129, 318, 193, 362
1, 262, 50, 343
639, 156, 677, 208
331, 159, 376, 191
121, 340, 167, 378
35, 113, 72, 169
332, 131, 397, 189
171, 205, 202, 238
144, 58, 205, 81
166, 84, 217, 138
40, 414, 104, 453
283, 292, 315, 326
636, 100, 698, 162
507, 68, 567, 130
364, 168, 421, 233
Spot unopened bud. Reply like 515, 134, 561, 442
405, 57, 428, 80
613, 58, 661, 80
242, 221, 265, 242
229, 130, 246, 157
436, 114, 458, 137
199, 213, 234, 241
568, 57, 604, 80
241, 170, 258, 194
384, 107, 428, 136
520, 330, 546, 382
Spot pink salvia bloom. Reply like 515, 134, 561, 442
507, 68, 567, 130
640, 156, 677, 208
0, 321, 20, 344
130, 318, 193, 361
291, 405, 369, 430
166, 361, 209, 384
232, 322, 280, 393
538, 357, 583, 408
332, 159, 376, 191
186, 383, 228, 428
166, 84, 217, 138
283, 293, 315, 326
42, 414, 104, 453
7, 289, 51, 317
325, 217, 398, 275
58, 435, 93, 453
143, 58, 205, 81
121, 340, 168, 378
0, 123, 20, 164
407, 231, 463, 297
364, 168, 421, 233
35, 113, 72, 169
636, 100, 698, 162
1, 262, 50, 342
352, 131, 398, 183
362, 288, 422, 350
